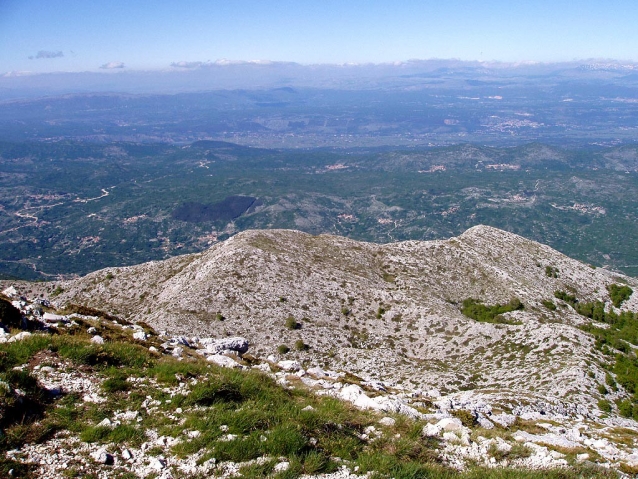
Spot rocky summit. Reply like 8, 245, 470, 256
54, 225, 637, 413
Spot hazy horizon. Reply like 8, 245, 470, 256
2, 1, 637, 75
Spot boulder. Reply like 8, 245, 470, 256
200, 337, 249, 355
97, 418, 114, 428
422, 423, 443, 437
307, 366, 342, 379
437, 417, 464, 432
2, 286, 18, 298
8, 331, 32, 342
273, 462, 290, 472
43, 313, 66, 323
169, 336, 191, 347
477, 416, 495, 429
277, 360, 301, 372
148, 457, 167, 471
121, 449, 133, 460
491, 413, 516, 428
339, 384, 366, 402
207, 354, 242, 368
133, 331, 148, 341
362, 380, 387, 391
512, 431, 580, 449
374, 396, 421, 419
379, 417, 396, 427
172, 347, 184, 357
90, 448, 114, 465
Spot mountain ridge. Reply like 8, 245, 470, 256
48, 225, 638, 413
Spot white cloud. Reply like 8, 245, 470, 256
2, 71, 37, 77
100, 61, 125, 69
170, 61, 205, 69
29, 50, 64, 60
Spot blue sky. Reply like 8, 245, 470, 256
1, 0, 636, 73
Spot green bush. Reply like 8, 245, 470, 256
186, 377, 244, 406
451, 409, 477, 427
0, 335, 52, 371
294, 340, 308, 351
598, 399, 612, 413
80, 424, 143, 445
545, 266, 559, 278
263, 424, 307, 456
461, 298, 524, 324
50, 286, 64, 297
541, 299, 557, 311
54, 339, 152, 369
616, 398, 634, 418
278, 345, 290, 354
608, 284, 633, 308
554, 290, 577, 305
146, 358, 207, 385
285, 317, 299, 330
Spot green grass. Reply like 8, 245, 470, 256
80, 424, 145, 446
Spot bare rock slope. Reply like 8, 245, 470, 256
57, 225, 638, 413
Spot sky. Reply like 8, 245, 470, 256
1, 0, 637, 74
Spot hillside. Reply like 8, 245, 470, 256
50, 225, 638, 412
3, 225, 638, 476
0, 298, 624, 478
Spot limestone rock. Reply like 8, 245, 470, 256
133, 331, 148, 341
8, 331, 31, 342
200, 336, 249, 355
277, 360, 301, 372
90, 448, 113, 465
207, 354, 242, 368
379, 417, 396, 427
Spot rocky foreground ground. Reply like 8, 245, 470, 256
2, 256, 638, 477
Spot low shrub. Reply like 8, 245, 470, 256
278, 344, 290, 354
451, 409, 477, 427
294, 340, 308, 351
598, 399, 612, 413
285, 316, 300, 330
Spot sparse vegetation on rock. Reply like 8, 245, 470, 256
461, 298, 524, 324
285, 316, 300, 330
277, 344, 290, 354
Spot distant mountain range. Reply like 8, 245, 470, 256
2, 58, 638, 99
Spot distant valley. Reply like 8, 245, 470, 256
0, 140, 637, 280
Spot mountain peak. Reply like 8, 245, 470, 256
47, 226, 636, 416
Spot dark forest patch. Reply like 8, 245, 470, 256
172, 195, 258, 223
